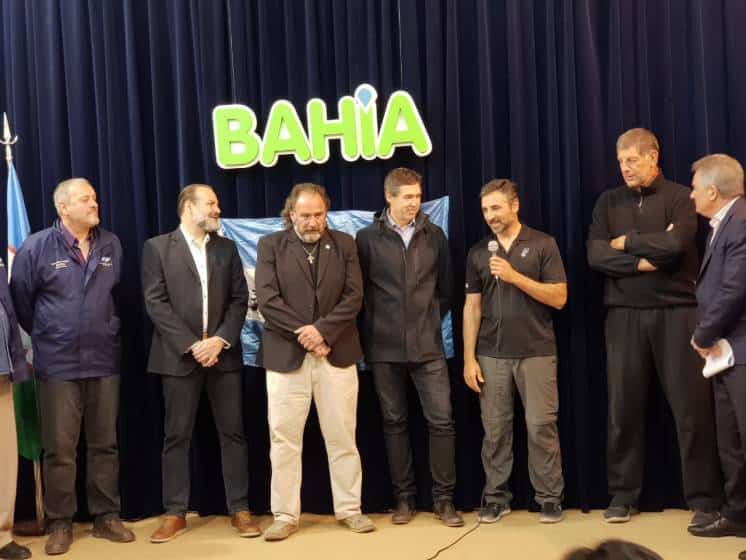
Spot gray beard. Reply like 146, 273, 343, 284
294, 226, 322, 243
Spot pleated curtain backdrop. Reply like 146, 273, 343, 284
1, 0, 745, 520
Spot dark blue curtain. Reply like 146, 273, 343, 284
2, 0, 746, 520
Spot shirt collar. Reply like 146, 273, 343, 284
179, 224, 210, 248
710, 197, 741, 229
386, 209, 415, 231
57, 220, 97, 247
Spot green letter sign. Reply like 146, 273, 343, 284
213, 84, 432, 169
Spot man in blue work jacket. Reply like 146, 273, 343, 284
10, 178, 134, 555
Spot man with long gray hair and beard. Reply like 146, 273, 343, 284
256, 183, 374, 541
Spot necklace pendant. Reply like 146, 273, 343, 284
307, 254, 315, 264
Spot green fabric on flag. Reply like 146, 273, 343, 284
12, 376, 42, 460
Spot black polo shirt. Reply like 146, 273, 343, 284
465, 225, 566, 358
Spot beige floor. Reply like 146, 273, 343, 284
13, 510, 745, 559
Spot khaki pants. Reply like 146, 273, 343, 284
267, 354, 362, 524
0, 376, 18, 547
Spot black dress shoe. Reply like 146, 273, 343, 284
688, 516, 746, 538
0, 541, 31, 560
391, 497, 416, 524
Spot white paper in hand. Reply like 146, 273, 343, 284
702, 339, 735, 378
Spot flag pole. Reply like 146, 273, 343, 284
2, 113, 18, 162
2, 112, 45, 536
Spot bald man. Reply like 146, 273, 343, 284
10, 178, 134, 555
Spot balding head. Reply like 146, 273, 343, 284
54, 178, 92, 215
54, 178, 100, 232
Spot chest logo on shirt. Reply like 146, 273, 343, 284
521, 248, 530, 258
50, 259, 70, 270
99, 256, 113, 268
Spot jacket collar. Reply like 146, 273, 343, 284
374, 207, 430, 233
699, 197, 744, 276
625, 171, 664, 198
284, 227, 334, 287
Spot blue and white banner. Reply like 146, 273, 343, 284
221, 196, 453, 367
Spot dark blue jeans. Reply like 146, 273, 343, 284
372, 360, 456, 503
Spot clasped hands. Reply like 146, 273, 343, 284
191, 336, 225, 367
294, 324, 330, 357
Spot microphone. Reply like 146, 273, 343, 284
487, 240, 503, 349
487, 240, 499, 282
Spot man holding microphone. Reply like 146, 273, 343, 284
463, 179, 567, 524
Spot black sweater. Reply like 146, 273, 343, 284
587, 174, 698, 308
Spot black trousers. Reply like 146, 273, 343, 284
372, 360, 457, 503
713, 365, 746, 523
38, 376, 121, 521
161, 368, 249, 515
605, 306, 722, 510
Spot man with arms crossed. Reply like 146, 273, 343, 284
587, 128, 722, 526
463, 179, 567, 524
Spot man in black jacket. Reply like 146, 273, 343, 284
587, 128, 722, 527
356, 168, 461, 527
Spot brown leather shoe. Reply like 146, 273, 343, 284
231, 511, 262, 538
150, 515, 186, 543
93, 514, 136, 543
45, 521, 73, 555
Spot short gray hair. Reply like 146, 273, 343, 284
53, 178, 91, 214
691, 154, 745, 198
616, 128, 659, 155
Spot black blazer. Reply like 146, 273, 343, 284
255, 228, 363, 372
694, 196, 746, 364
142, 228, 248, 376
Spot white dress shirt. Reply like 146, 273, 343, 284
180, 225, 210, 335
709, 196, 741, 245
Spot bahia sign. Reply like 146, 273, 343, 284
212, 84, 432, 169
